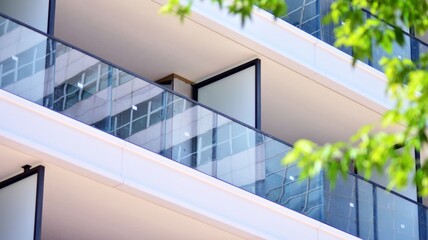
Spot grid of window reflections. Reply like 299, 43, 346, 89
52, 62, 134, 112
280, 0, 428, 71
91, 92, 193, 139
0, 18, 18, 37
0, 40, 54, 88
162, 121, 259, 166
264, 139, 323, 220
282, 0, 320, 37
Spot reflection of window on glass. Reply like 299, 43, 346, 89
52, 62, 135, 111
55, 43, 75, 58
162, 121, 256, 166
0, 41, 49, 88
91, 92, 192, 141
112, 93, 164, 139
282, 0, 320, 37
0, 18, 18, 37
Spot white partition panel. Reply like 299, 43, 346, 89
0, 166, 44, 240
0, 0, 51, 32
195, 59, 260, 128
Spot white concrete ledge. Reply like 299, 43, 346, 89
0, 90, 125, 187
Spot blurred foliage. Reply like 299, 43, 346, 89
284, 0, 428, 195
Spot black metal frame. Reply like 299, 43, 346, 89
47, 0, 56, 35
362, 9, 428, 46
348, 171, 426, 208
192, 59, 262, 129
414, 150, 427, 240
0, 165, 45, 240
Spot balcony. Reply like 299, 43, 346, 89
0, 12, 427, 240
281, 0, 428, 72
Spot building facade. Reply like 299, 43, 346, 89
0, 0, 427, 239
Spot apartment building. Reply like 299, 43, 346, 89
0, 0, 427, 239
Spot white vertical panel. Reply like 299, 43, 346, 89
0, 174, 38, 240
0, 0, 50, 32
198, 66, 255, 127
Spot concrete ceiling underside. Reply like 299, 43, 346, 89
0, 144, 245, 240
54, 0, 387, 145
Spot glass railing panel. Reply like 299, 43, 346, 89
420, 42, 428, 56
264, 137, 323, 220
52, 47, 114, 127
0, 17, 19, 37
323, 175, 360, 236
282, 0, 320, 38
2, 13, 428, 240
110, 77, 164, 145
371, 31, 412, 71
356, 178, 375, 240
213, 115, 261, 193
411, 37, 428, 63
163, 94, 198, 167
279, 1, 427, 73
419, 206, 428, 239
318, 0, 335, 45
190, 105, 217, 176
0, 18, 53, 105
376, 188, 419, 240
323, 172, 426, 240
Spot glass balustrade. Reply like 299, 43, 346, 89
324, 173, 428, 240
0, 13, 427, 240
281, 0, 428, 72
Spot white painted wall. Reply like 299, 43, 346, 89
198, 66, 256, 127
0, 174, 37, 240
